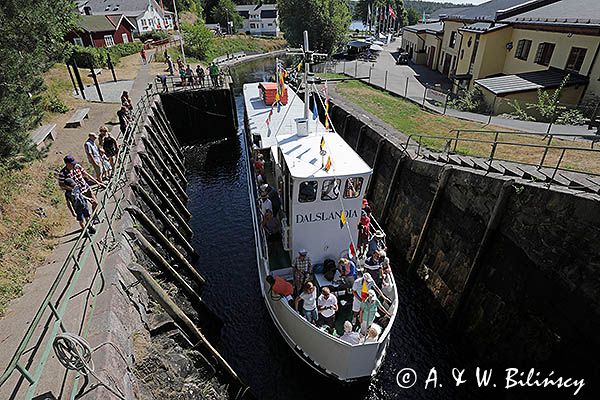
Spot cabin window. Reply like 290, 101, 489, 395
535, 42, 555, 66
321, 179, 340, 201
104, 35, 115, 47
298, 181, 318, 203
514, 39, 532, 61
343, 177, 363, 199
73, 37, 83, 46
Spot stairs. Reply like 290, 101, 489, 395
422, 152, 600, 195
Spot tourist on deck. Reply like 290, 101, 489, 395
157, 75, 168, 92
117, 106, 131, 135
359, 290, 391, 335
84, 133, 104, 182
338, 257, 357, 289
364, 324, 381, 343
294, 281, 317, 324
196, 65, 205, 87
351, 272, 389, 325
292, 249, 312, 295
63, 178, 95, 234
367, 229, 386, 257
121, 91, 133, 111
262, 209, 281, 241
317, 287, 338, 331
98, 125, 108, 148
259, 190, 273, 217
186, 65, 194, 86
209, 63, 220, 86
381, 257, 394, 298
58, 155, 103, 212
357, 210, 371, 257
102, 129, 119, 170
339, 321, 360, 345
364, 250, 384, 287
260, 183, 281, 216
254, 154, 265, 174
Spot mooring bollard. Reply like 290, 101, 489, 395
405, 77, 409, 98
384, 70, 388, 90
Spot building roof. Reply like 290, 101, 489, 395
430, 6, 474, 21
77, 0, 172, 18
403, 22, 444, 34
460, 22, 509, 33
502, 0, 600, 27
76, 14, 117, 32
474, 68, 588, 95
441, 0, 549, 22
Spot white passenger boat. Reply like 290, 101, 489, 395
242, 33, 398, 382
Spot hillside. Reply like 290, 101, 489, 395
405, 0, 474, 15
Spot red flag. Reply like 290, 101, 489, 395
349, 242, 356, 258
389, 5, 397, 20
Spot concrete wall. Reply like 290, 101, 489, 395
327, 99, 600, 375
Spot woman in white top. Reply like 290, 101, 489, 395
294, 281, 317, 324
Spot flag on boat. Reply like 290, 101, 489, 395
320, 136, 325, 151
324, 156, 332, 172
389, 5, 396, 19
349, 242, 357, 258
361, 278, 369, 301
297, 62, 302, 72
312, 98, 318, 120
339, 210, 347, 229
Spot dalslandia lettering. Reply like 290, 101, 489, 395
295, 209, 358, 224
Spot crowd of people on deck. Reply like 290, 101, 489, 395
253, 149, 394, 345
157, 51, 224, 91
57, 93, 128, 234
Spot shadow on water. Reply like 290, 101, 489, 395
184, 57, 584, 400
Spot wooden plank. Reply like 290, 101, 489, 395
65, 107, 90, 128
30, 124, 56, 147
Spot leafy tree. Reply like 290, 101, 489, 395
278, 0, 351, 54
406, 6, 420, 25
182, 20, 214, 60
211, 0, 244, 31
0, 0, 75, 163
527, 75, 569, 123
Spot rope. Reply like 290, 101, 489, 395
53, 333, 127, 400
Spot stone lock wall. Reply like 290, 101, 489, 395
327, 99, 600, 376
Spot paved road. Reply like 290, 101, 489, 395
333, 42, 598, 138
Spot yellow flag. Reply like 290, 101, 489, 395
297, 62, 302, 72
320, 136, 325, 151
324, 156, 332, 172
340, 210, 346, 229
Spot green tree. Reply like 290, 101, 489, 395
406, 6, 419, 25
211, 0, 243, 31
0, 0, 75, 162
278, 0, 351, 54
182, 20, 214, 60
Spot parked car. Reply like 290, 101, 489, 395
396, 52, 409, 65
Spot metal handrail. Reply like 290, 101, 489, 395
402, 133, 600, 179
448, 128, 600, 141
0, 81, 162, 398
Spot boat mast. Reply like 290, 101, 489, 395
303, 30, 311, 121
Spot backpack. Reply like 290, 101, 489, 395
323, 259, 337, 281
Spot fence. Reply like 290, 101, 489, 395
0, 82, 162, 399
323, 59, 600, 135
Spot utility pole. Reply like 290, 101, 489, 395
303, 30, 311, 120
172, 0, 186, 64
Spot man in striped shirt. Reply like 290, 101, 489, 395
58, 155, 103, 211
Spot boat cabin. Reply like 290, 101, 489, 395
275, 131, 371, 264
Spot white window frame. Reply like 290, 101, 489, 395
121, 33, 129, 43
104, 35, 115, 47
73, 37, 84, 46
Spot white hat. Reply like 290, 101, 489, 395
260, 183, 269, 192
298, 249, 308, 255
362, 272, 372, 282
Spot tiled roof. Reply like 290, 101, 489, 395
441, 0, 547, 22
403, 22, 444, 34
76, 15, 115, 32
474, 68, 588, 95
460, 22, 509, 32
502, 0, 600, 27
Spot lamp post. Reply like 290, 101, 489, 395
172, 0, 186, 64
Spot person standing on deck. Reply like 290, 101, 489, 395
317, 287, 338, 331
294, 281, 318, 324
292, 249, 312, 295
196, 65, 205, 87
84, 133, 104, 182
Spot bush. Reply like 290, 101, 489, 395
506, 99, 534, 121
45, 96, 68, 113
70, 42, 143, 68
138, 31, 169, 42
448, 87, 488, 114
555, 109, 589, 126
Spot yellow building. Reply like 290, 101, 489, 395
414, 0, 600, 113
401, 22, 443, 68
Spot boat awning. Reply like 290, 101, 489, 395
277, 132, 371, 179
474, 68, 588, 96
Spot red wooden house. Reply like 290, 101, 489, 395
66, 14, 136, 48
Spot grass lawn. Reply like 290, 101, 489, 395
322, 75, 600, 175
